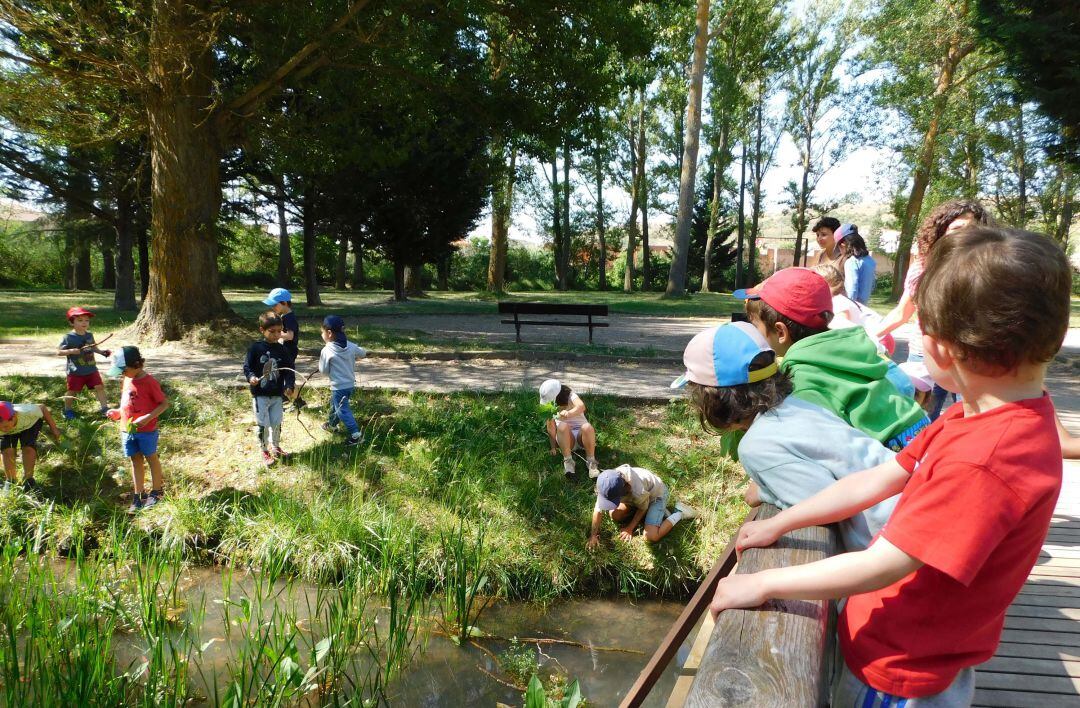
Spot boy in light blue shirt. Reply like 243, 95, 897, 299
318, 315, 367, 446
672, 322, 897, 551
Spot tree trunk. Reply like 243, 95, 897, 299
392, 259, 406, 301
735, 138, 748, 288
351, 234, 365, 289
639, 123, 648, 291
665, 0, 710, 296
1015, 96, 1027, 228
561, 137, 572, 288
594, 135, 607, 291
134, 0, 232, 340
702, 118, 731, 293
405, 262, 424, 296
487, 134, 517, 292
892, 37, 972, 297
275, 181, 293, 287
137, 216, 150, 301
792, 121, 812, 267
101, 244, 116, 290
334, 235, 348, 290
748, 96, 765, 283
300, 185, 322, 306
551, 150, 566, 290
624, 95, 644, 292
437, 255, 450, 290
113, 149, 139, 311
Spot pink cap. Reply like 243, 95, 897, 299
0, 402, 12, 421
733, 267, 833, 329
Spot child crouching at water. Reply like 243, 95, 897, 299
673, 322, 897, 551
318, 315, 367, 447
539, 379, 598, 478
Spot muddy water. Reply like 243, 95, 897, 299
111, 566, 692, 707
387, 599, 687, 707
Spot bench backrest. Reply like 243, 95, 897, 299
497, 302, 608, 316
684, 504, 839, 707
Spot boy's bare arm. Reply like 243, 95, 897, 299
710, 537, 922, 619
737, 458, 909, 552
134, 400, 169, 426
39, 405, 61, 441
620, 505, 647, 540
586, 510, 604, 549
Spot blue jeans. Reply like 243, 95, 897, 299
328, 388, 359, 436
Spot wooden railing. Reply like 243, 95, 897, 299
622, 504, 840, 708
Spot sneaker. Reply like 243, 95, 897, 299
261, 450, 275, 466
321, 422, 338, 434
674, 502, 699, 520
22, 478, 41, 496
272, 446, 287, 458
62, 409, 76, 421
587, 458, 600, 478
563, 457, 576, 477
99, 407, 110, 418
127, 494, 145, 514
345, 431, 364, 447
142, 489, 164, 510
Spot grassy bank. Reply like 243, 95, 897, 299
0, 375, 747, 601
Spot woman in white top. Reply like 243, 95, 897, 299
538, 379, 599, 478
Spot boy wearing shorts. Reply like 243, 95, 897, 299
710, 227, 1071, 706
57, 306, 112, 419
244, 312, 296, 465
106, 346, 169, 513
0, 401, 61, 494
586, 464, 696, 549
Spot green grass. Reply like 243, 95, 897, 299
0, 288, 743, 338
0, 374, 747, 601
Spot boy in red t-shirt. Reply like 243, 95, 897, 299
106, 346, 169, 514
710, 226, 1071, 705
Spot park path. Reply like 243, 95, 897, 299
0, 318, 1077, 405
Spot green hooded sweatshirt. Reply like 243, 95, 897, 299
781, 327, 929, 449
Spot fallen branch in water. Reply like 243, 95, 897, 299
477, 663, 526, 692
426, 627, 645, 655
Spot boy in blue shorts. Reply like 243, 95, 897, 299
711, 227, 1071, 706
586, 465, 697, 549
106, 346, 169, 513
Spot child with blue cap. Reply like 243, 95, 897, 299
673, 321, 898, 552
318, 315, 367, 446
263, 288, 305, 410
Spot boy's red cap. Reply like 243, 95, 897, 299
0, 402, 12, 421
66, 306, 94, 320
733, 267, 833, 329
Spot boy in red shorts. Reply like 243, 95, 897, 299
710, 227, 1071, 706
57, 306, 112, 420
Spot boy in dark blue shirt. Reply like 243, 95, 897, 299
263, 288, 305, 410
243, 312, 296, 465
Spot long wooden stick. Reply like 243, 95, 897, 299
619, 506, 759, 708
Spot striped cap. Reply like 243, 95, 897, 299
671, 322, 777, 389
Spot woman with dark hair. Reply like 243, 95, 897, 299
875, 199, 991, 420
836, 225, 875, 304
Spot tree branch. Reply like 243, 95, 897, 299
220, 0, 374, 126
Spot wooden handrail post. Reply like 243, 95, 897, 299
619, 507, 759, 708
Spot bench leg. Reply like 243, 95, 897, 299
515, 314, 522, 343
588, 314, 594, 345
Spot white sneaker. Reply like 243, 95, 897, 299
587, 458, 599, 478
563, 457, 576, 477
675, 502, 699, 520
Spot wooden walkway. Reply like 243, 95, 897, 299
974, 458, 1080, 707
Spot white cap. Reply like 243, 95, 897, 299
539, 378, 561, 404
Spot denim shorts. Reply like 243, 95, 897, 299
122, 430, 159, 458
643, 490, 670, 527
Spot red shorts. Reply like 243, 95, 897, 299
67, 371, 103, 392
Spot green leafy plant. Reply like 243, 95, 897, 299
525, 674, 583, 708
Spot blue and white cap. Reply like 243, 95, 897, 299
263, 287, 292, 306
670, 322, 777, 389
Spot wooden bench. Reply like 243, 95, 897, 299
684, 505, 840, 707
497, 302, 609, 344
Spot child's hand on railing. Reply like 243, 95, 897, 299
709, 574, 769, 620
735, 518, 782, 558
